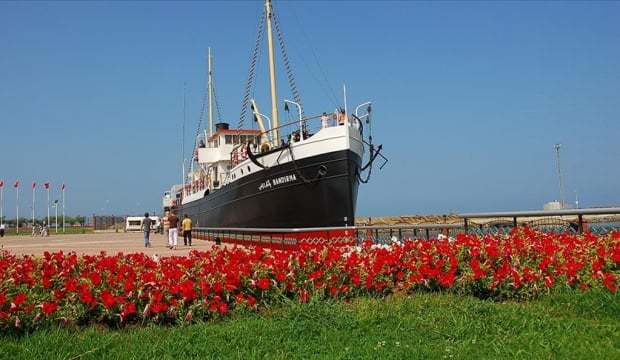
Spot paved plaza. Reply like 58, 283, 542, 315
0, 231, 216, 257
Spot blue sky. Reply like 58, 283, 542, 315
1, 0, 619, 219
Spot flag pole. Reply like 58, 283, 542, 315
46, 184, 50, 227
62, 184, 65, 233
32, 182, 36, 228
0, 182, 3, 226
16, 182, 19, 235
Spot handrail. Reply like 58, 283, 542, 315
194, 223, 462, 233
459, 207, 620, 218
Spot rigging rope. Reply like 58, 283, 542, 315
272, 12, 303, 116
192, 59, 210, 157
238, 10, 266, 129
211, 72, 223, 125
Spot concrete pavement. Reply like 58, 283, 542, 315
0, 231, 217, 257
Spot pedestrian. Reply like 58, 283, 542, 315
338, 109, 346, 126
0, 223, 5, 238
141, 212, 152, 248
182, 214, 193, 246
167, 210, 180, 250
161, 211, 170, 238
41, 223, 49, 237
321, 112, 329, 128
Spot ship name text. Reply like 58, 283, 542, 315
258, 173, 297, 191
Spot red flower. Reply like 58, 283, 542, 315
275, 272, 286, 282
42, 301, 57, 315
89, 272, 102, 286
544, 275, 554, 288
79, 286, 94, 305
217, 302, 228, 314
53, 289, 65, 301
257, 277, 270, 290
101, 289, 116, 308
65, 278, 78, 292
13, 293, 26, 306
121, 302, 136, 318
602, 273, 617, 292
300, 289, 309, 303
235, 293, 245, 304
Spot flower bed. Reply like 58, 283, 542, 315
1, 228, 618, 332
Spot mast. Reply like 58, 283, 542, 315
265, 0, 279, 146
208, 47, 214, 137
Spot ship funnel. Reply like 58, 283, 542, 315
215, 123, 229, 131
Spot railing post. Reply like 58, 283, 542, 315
513, 217, 518, 229
578, 214, 584, 234
464, 218, 469, 234
425, 228, 430, 240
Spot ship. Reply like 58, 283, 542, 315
163, 0, 386, 229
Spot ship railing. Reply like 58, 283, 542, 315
191, 223, 464, 250
230, 110, 362, 164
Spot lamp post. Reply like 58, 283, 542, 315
554, 144, 565, 209
53, 200, 59, 233
253, 111, 272, 143
284, 99, 304, 141
575, 190, 579, 209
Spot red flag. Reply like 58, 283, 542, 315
61, 183, 65, 190
13, 181, 19, 188
32, 181, 36, 189
44, 182, 50, 189
0, 180, 3, 188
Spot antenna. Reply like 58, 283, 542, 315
182, 84, 186, 190
208, 47, 213, 137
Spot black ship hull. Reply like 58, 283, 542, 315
177, 149, 361, 228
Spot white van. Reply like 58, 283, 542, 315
125, 216, 160, 232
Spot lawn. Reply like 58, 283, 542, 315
1, 289, 617, 359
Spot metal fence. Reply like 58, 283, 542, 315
460, 207, 620, 236
191, 207, 620, 249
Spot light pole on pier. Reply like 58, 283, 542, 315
554, 144, 565, 209
53, 200, 59, 233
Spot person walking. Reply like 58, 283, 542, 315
161, 210, 170, 240
141, 212, 153, 248
182, 214, 193, 246
167, 210, 180, 250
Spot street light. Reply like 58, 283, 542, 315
253, 111, 273, 144
53, 200, 59, 233
284, 99, 304, 141
554, 143, 565, 209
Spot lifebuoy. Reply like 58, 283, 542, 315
240, 144, 248, 159
232, 151, 239, 162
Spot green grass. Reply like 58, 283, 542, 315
1, 289, 618, 359
1, 227, 93, 236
